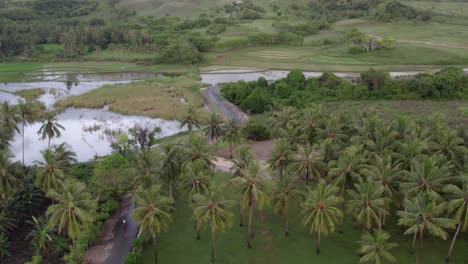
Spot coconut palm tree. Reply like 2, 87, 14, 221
132, 184, 174, 264
346, 178, 388, 232
392, 115, 414, 141
179, 160, 211, 240
272, 174, 303, 235
180, 104, 203, 132
399, 156, 452, 201
38, 111, 64, 149
268, 138, 294, 182
159, 143, 182, 199
34, 149, 65, 194
299, 105, 323, 145
183, 135, 214, 168
397, 194, 455, 264
231, 160, 270, 248
0, 101, 19, 135
0, 151, 20, 201
362, 155, 401, 226
317, 117, 347, 147
443, 179, 468, 262
192, 187, 233, 262
0, 210, 16, 234
290, 144, 326, 185
17, 101, 34, 166
357, 231, 397, 264
394, 138, 428, 170
429, 130, 465, 170
0, 232, 10, 258
204, 112, 224, 142
26, 216, 52, 256
46, 180, 97, 264
132, 150, 159, 190
301, 180, 343, 254
222, 119, 242, 159
51, 143, 77, 168
269, 106, 300, 137
330, 145, 367, 196
231, 147, 253, 177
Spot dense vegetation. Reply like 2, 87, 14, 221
221, 68, 468, 114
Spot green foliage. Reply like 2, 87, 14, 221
0, 232, 10, 258
70, 162, 95, 182
207, 24, 227, 35
248, 32, 304, 46
243, 122, 271, 141
124, 252, 141, 264
24, 255, 42, 264
156, 42, 202, 64
374, 1, 432, 22
92, 153, 131, 200
221, 68, 467, 114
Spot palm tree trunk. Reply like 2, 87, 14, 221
169, 178, 173, 199
317, 226, 321, 254
152, 235, 158, 264
279, 166, 283, 182
247, 201, 254, 248
229, 143, 233, 159
446, 220, 462, 262
305, 167, 309, 186
48, 136, 51, 149
239, 197, 243, 227
22, 121, 25, 166
410, 231, 417, 253
211, 226, 215, 262
284, 208, 289, 236
196, 219, 201, 240
417, 229, 424, 264
72, 239, 78, 264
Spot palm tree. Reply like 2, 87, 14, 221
132, 184, 174, 264
399, 156, 452, 201
34, 149, 65, 193
301, 180, 343, 254
51, 143, 77, 168
179, 160, 211, 240
26, 216, 52, 256
268, 138, 294, 182
0, 101, 19, 135
159, 143, 182, 198
222, 119, 242, 159
362, 155, 401, 226
357, 231, 397, 264
300, 105, 323, 145
231, 160, 270, 248
317, 117, 347, 147
183, 135, 214, 168
394, 138, 427, 170
46, 180, 97, 264
192, 187, 233, 262
397, 194, 455, 264
272, 174, 303, 236
330, 145, 367, 196
0, 210, 16, 234
430, 130, 465, 170
0, 151, 20, 201
290, 144, 326, 185
346, 178, 388, 232
443, 180, 468, 262
269, 106, 299, 137
132, 150, 159, 190
179, 161, 211, 199
204, 112, 224, 142
180, 104, 203, 132
231, 147, 253, 177
38, 111, 64, 149
17, 101, 34, 166
0, 232, 10, 258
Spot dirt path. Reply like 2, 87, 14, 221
365, 33, 468, 50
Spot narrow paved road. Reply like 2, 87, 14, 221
104, 202, 139, 264
204, 85, 247, 123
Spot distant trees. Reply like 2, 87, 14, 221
345, 29, 395, 54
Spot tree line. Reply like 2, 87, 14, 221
220, 68, 468, 114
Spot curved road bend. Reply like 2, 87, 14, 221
204, 85, 248, 124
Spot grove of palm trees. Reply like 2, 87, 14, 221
0, 69, 467, 264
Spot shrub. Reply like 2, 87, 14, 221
348, 45, 367, 54
244, 123, 271, 141
207, 24, 227, 35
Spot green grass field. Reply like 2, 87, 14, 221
406, 1, 468, 18
139, 172, 468, 264
205, 42, 468, 71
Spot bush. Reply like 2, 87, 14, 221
24, 255, 42, 264
215, 38, 249, 49
244, 123, 271, 141
207, 24, 227, 35
348, 46, 367, 54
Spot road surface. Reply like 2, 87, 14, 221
204, 85, 248, 124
